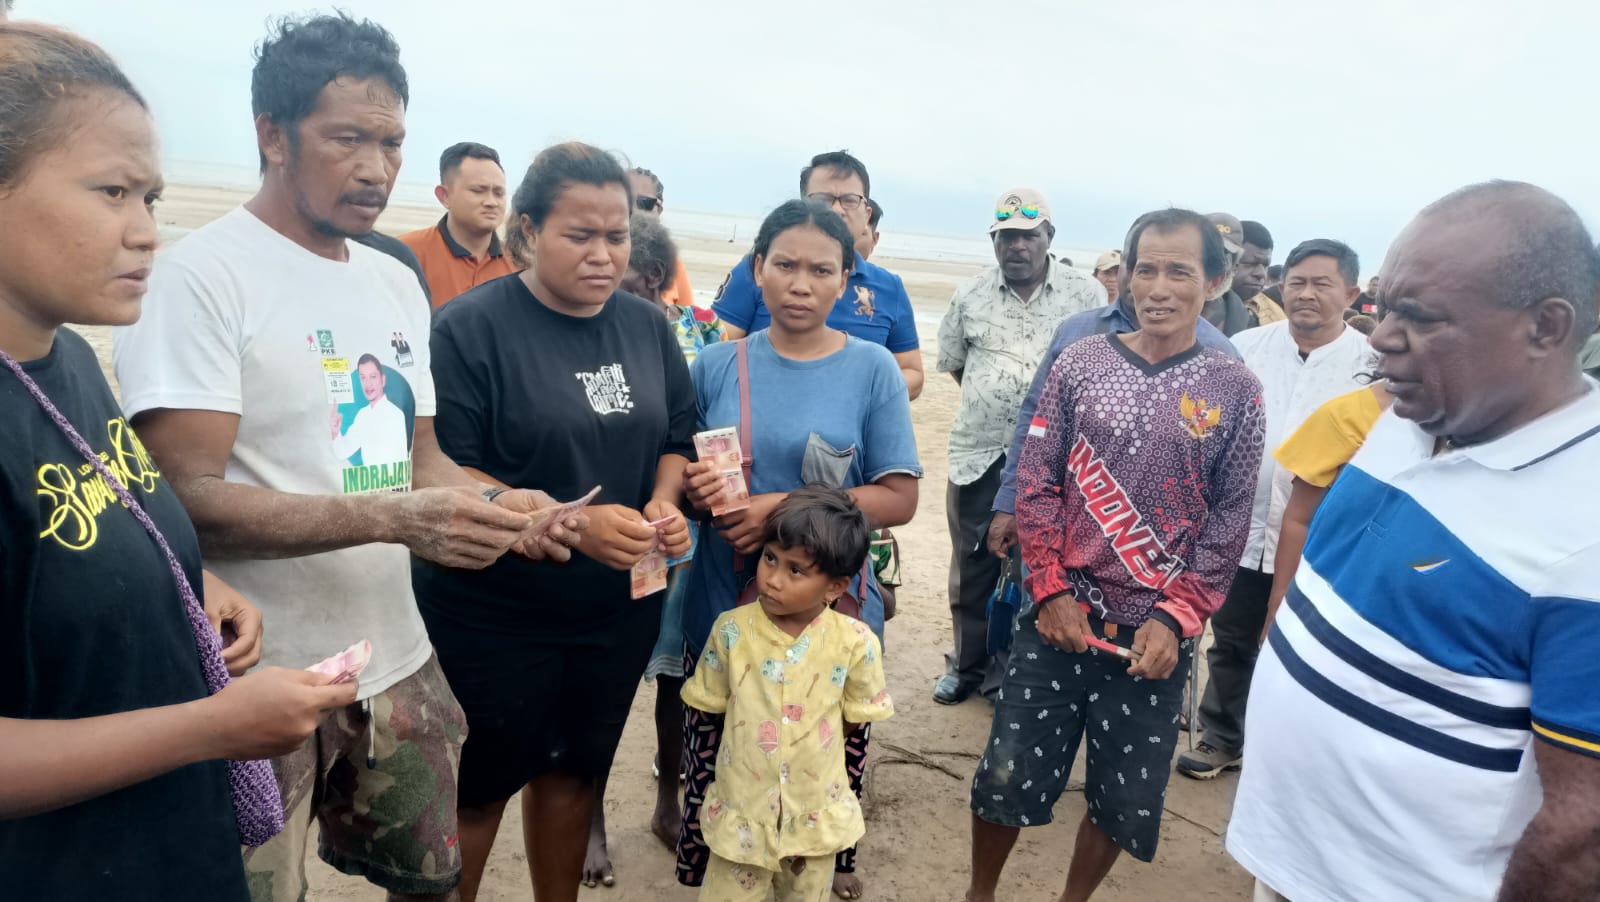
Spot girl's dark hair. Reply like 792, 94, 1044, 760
761, 484, 870, 580
628, 214, 679, 292
750, 200, 857, 274
511, 141, 632, 230
250, 14, 407, 172
0, 22, 147, 187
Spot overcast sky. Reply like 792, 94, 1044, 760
28, 0, 1599, 273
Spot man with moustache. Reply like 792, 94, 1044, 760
933, 189, 1105, 705
1229, 181, 1600, 902
114, 15, 579, 902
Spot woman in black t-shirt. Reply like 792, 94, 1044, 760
0, 23, 356, 900
418, 141, 696, 900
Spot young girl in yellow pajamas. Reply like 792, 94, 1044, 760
682, 485, 894, 901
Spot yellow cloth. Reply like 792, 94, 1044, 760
1272, 386, 1384, 487
682, 606, 894, 870
1245, 292, 1287, 326
700, 852, 834, 902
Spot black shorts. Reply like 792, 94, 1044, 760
969, 602, 1193, 862
419, 583, 662, 809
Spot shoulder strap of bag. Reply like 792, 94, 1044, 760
732, 338, 753, 574
736, 337, 752, 487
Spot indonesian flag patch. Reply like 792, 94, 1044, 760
1028, 415, 1048, 437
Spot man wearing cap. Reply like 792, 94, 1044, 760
1203, 213, 1257, 336
933, 190, 1106, 705
1091, 250, 1121, 304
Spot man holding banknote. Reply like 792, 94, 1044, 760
965, 208, 1263, 902
112, 17, 583, 901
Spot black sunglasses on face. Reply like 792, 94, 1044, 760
636, 196, 661, 212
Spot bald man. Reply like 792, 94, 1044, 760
1228, 181, 1600, 902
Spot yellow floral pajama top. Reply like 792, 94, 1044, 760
681, 605, 894, 870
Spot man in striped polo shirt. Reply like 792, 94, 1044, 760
1228, 181, 1600, 901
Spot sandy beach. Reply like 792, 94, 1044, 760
81, 183, 1249, 901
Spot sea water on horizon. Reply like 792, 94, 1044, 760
163, 159, 1101, 273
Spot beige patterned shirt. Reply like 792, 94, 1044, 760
936, 259, 1105, 485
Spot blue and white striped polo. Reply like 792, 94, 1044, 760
1227, 387, 1600, 902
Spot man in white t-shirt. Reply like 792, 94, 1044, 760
113, 15, 582, 902
1228, 181, 1600, 901
331, 354, 410, 466
1177, 239, 1375, 780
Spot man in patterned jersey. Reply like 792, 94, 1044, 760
963, 208, 1265, 902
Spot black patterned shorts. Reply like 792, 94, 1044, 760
969, 603, 1193, 862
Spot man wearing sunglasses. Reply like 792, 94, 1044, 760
627, 166, 698, 308
713, 150, 924, 399
934, 189, 1106, 706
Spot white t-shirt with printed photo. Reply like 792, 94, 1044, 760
115, 206, 435, 699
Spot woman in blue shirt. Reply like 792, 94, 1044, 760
674, 200, 921, 898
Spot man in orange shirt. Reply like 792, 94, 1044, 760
399, 142, 515, 307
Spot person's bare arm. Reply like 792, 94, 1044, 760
132, 408, 530, 568
0, 668, 353, 820
409, 415, 480, 490
1498, 740, 1600, 901
849, 473, 918, 529
721, 323, 749, 341
893, 349, 925, 400
1262, 477, 1329, 642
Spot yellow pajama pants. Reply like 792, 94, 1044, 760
699, 852, 835, 902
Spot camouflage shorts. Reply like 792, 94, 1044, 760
242, 654, 468, 902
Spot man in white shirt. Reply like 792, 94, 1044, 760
1229, 181, 1600, 902
113, 14, 580, 902
331, 354, 410, 466
1177, 239, 1374, 779
932, 189, 1105, 704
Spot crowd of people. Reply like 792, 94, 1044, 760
4, 6, 1600, 902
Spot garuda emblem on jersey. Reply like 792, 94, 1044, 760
1179, 391, 1222, 439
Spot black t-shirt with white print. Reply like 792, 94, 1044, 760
0, 330, 246, 900
417, 274, 696, 633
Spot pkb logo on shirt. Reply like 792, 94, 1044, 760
577, 363, 633, 416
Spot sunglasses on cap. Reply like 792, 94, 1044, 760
995, 204, 1041, 222
636, 196, 661, 213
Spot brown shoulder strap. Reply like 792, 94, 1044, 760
735, 337, 752, 485
732, 338, 754, 574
